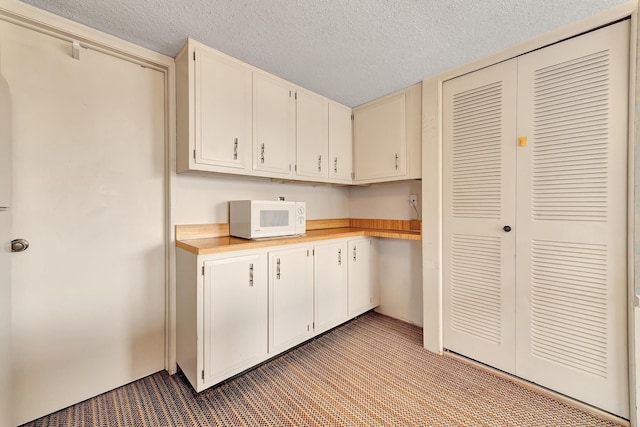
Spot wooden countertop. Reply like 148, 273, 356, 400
176, 219, 421, 255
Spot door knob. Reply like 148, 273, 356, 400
503, 226, 512, 232
11, 238, 29, 252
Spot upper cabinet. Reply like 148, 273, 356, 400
176, 39, 351, 184
252, 72, 295, 178
353, 83, 422, 184
177, 42, 253, 174
176, 38, 419, 185
295, 89, 329, 181
328, 102, 353, 184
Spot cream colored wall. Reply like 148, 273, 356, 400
349, 180, 423, 326
173, 174, 349, 224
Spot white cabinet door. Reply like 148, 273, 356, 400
269, 246, 313, 353
295, 89, 328, 180
194, 46, 252, 171
348, 237, 379, 317
253, 72, 294, 178
328, 102, 353, 184
203, 252, 267, 386
353, 92, 406, 181
514, 21, 629, 418
314, 240, 348, 334
442, 59, 518, 375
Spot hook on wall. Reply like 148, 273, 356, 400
72, 41, 81, 60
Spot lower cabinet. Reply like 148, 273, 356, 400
203, 252, 268, 386
176, 236, 378, 393
348, 237, 380, 317
268, 245, 314, 354
313, 240, 348, 334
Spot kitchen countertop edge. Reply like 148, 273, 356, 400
176, 227, 421, 255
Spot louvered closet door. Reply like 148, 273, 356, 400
514, 21, 629, 418
443, 59, 518, 374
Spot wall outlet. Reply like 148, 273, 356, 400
410, 194, 417, 205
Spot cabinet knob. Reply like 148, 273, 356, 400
11, 238, 29, 252
260, 143, 265, 164
503, 225, 512, 232
395, 153, 399, 170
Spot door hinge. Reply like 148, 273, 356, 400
201, 370, 204, 380
351, 113, 354, 120
193, 51, 196, 61
295, 164, 297, 172
351, 172, 355, 179
307, 250, 310, 257
312, 248, 315, 256
289, 164, 291, 171
202, 266, 205, 275
193, 149, 196, 160
289, 90, 292, 97
295, 92, 297, 100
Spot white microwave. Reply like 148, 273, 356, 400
229, 200, 306, 239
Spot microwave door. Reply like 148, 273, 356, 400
253, 203, 295, 238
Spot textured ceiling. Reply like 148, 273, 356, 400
19, 0, 629, 107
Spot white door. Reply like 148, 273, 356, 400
514, 21, 629, 418
269, 246, 313, 353
348, 237, 379, 317
295, 89, 328, 180
253, 72, 294, 178
314, 240, 348, 333
0, 51, 12, 427
195, 46, 252, 170
328, 102, 353, 183
2, 21, 166, 425
203, 252, 267, 385
353, 92, 406, 181
442, 59, 518, 374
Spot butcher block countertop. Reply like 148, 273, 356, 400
176, 218, 421, 255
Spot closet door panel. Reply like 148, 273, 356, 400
443, 59, 518, 374
514, 21, 629, 418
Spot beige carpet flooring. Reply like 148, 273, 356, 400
23, 312, 624, 426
